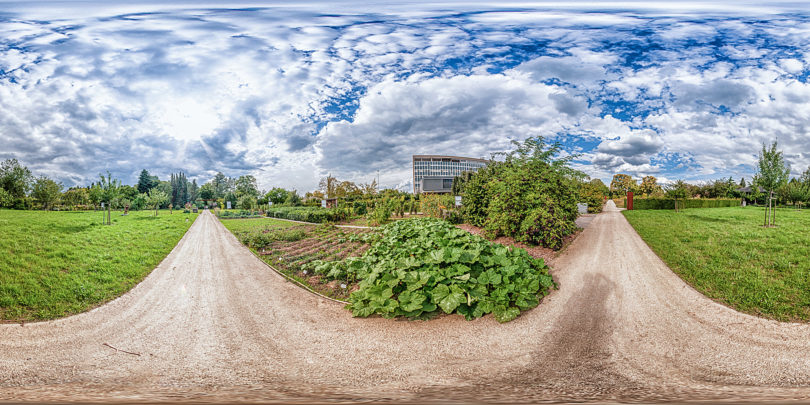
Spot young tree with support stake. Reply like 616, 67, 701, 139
146, 189, 168, 216
666, 180, 689, 212
756, 141, 790, 227
98, 172, 120, 225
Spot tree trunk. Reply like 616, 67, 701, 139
107, 204, 111, 225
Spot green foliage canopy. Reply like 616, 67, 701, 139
460, 136, 581, 249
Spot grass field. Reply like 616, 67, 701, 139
624, 206, 810, 322
0, 209, 198, 322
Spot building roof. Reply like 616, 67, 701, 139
412, 155, 489, 163
736, 186, 765, 193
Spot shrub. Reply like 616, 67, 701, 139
464, 137, 579, 250
579, 180, 607, 213
367, 198, 392, 226
353, 200, 367, 216
420, 194, 451, 218
266, 206, 348, 223
632, 198, 739, 210
237, 195, 256, 210
518, 197, 576, 249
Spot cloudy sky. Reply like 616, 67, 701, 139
2, 1, 810, 192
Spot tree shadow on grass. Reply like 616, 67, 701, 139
51, 224, 94, 233
684, 214, 731, 223
133, 216, 161, 221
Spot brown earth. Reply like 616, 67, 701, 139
3, 202, 810, 403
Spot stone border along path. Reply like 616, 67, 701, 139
2, 201, 810, 402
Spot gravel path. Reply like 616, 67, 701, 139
3, 203, 810, 402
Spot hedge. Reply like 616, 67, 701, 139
631, 198, 740, 210
266, 207, 347, 223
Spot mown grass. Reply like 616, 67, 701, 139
0, 209, 197, 322
624, 206, 810, 322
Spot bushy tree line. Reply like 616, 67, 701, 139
0, 160, 279, 213
609, 174, 744, 200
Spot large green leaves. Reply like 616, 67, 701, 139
310, 218, 554, 322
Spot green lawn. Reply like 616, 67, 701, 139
624, 207, 810, 322
0, 209, 198, 322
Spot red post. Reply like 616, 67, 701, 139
627, 191, 634, 210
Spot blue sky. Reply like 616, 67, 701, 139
2, 1, 810, 192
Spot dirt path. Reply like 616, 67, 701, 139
3, 203, 810, 402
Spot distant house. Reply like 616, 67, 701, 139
736, 185, 765, 204
736, 186, 764, 194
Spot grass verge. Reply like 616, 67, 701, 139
0, 209, 198, 322
623, 206, 810, 321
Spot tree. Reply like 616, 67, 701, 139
199, 183, 215, 201
360, 179, 378, 196
610, 174, 636, 197
137, 169, 159, 194
284, 190, 301, 206
170, 172, 190, 208
0, 158, 33, 201
234, 175, 259, 198
578, 178, 608, 213
666, 180, 690, 212
0, 187, 11, 208
187, 179, 199, 203
145, 189, 169, 216
237, 195, 256, 210
99, 172, 121, 225
639, 176, 662, 196
335, 180, 360, 197
802, 166, 810, 185
211, 172, 233, 198
32, 176, 63, 210
756, 140, 790, 227
319, 174, 338, 197
265, 187, 290, 205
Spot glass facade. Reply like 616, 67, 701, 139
412, 155, 488, 193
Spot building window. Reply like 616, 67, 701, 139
443, 179, 452, 189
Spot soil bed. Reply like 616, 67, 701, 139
221, 218, 376, 300
455, 224, 581, 266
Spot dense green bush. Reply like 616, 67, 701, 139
632, 198, 739, 210
578, 179, 608, 213
353, 200, 367, 215
235, 228, 307, 249
304, 218, 554, 322
462, 137, 580, 250
266, 206, 348, 223
365, 197, 393, 225
219, 209, 262, 218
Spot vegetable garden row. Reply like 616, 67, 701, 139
223, 218, 555, 322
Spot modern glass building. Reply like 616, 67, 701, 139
412, 155, 488, 194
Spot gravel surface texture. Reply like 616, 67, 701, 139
2, 203, 810, 403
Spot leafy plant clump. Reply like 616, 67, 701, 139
304, 218, 554, 322
267, 206, 348, 223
